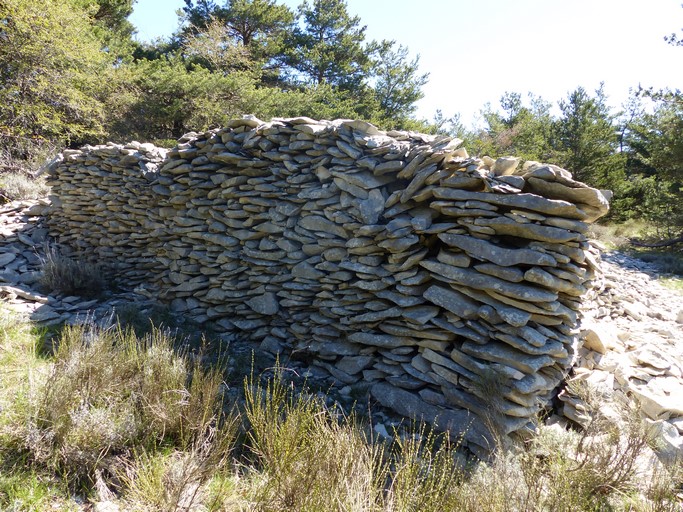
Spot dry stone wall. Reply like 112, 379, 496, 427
46, 116, 610, 447
46, 141, 168, 284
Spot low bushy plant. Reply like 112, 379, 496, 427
119, 429, 236, 512
243, 370, 385, 511
631, 250, 683, 276
2, 320, 233, 491
384, 427, 466, 511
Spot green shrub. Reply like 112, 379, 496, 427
3, 321, 233, 489
384, 427, 467, 512
631, 250, 683, 276
119, 431, 236, 511
0, 466, 74, 512
587, 219, 659, 250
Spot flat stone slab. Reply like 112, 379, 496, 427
420, 259, 558, 303
348, 332, 416, 348
246, 293, 279, 315
432, 187, 589, 220
438, 233, 558, 267
423, 284, 479, 319
371, 382, 493, 446
0, 253, 17, 267
526, 177, 609, 221
461, 340, 556, 375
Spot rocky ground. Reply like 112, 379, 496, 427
0, 198, 164, 330
1, 198, 683, 463
561, 248, 683, 464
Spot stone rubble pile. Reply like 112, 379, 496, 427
0, 199, 161, 327
44, 116, 611, 447
0, 199, 50, 292
561, 251, 683, 463
0, 199, 59, 325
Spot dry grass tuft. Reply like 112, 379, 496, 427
38, 244, 107, 298
242, 370, 385, 510
0, 171, 49, 201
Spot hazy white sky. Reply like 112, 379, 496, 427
129, 0, 683, 125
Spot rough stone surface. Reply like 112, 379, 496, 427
40, 117, 611, 446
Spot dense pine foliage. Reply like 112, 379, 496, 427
0, 0, 681, 235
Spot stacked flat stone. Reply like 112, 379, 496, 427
46, 116, 610, 445
46, 142, 168, 285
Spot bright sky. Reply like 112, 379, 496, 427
129, 0, 683, 126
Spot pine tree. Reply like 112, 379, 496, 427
621, 93, 683, 232
284, 0, 369, 90
72, 0, 137, 59
554, 84, 625, 189
181, 0, 294, 64
474, 92, 555, 162
372, 41, 429, 125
